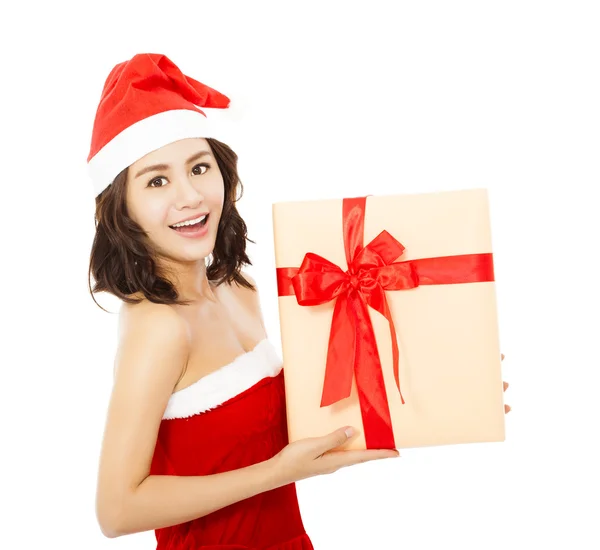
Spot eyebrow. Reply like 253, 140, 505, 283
134, 150, 213, 178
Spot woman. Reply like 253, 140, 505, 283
88, 53, 404, 549
89, 53, 510, 549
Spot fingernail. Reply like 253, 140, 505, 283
345, 427, 354, 438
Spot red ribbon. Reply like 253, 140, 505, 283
276, 196, 495, 449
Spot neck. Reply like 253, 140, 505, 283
161, 258, 217, 303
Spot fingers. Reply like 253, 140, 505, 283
502, 377, 511, 413
324, 448, 400, 469
316, 426, 355, 454
501, 353, 509, 408
315, 427, 400, 468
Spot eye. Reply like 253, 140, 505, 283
147, 176, 168, 188
192, 163, 210, 175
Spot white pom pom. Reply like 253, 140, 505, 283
204, 88, 253, 147
223, 92, 251, 123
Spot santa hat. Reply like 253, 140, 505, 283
87, 53, 236, 197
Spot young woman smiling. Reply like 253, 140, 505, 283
88, 53, 407, 549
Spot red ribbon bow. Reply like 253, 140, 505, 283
291, 197, 417, 406
276, 196, 495, 449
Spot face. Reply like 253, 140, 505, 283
125, 138, 224, 264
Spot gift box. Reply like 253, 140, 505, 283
272, 188, 505, 451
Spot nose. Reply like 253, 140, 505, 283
174, 173, 204, 209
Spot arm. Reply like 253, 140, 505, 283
95, 303, 286, 538
112, 458, 282, 537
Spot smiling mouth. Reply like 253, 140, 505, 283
169, 214, 209, 232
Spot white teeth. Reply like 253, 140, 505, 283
171, 214, 207, 228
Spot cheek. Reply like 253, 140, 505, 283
208, 181, 225, 210
135, 198, 171, 230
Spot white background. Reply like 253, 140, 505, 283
2, 1, 599, 549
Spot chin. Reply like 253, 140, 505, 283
178, 241, 217, 263
152, 237, 216, 265
169, 247, 211, 263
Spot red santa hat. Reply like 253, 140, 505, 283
87, 53, 235, 197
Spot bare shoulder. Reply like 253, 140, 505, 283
118, 297, 189, 336
116, 299, 191, 375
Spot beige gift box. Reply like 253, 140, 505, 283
272, 188, 506, 451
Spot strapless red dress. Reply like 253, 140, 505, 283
150, 339, 314, 550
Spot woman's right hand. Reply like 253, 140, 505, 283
271, 426, 400, 486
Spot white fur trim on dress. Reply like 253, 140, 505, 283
87, 108, 231, 197
162, 338, 283, 420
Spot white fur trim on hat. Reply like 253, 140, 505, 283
87, 108, 230, 197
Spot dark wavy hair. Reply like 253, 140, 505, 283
88, 138, 254, 310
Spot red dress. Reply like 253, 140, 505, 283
150, 339, 314, 550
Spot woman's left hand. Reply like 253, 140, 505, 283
501, 353, 511, 414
